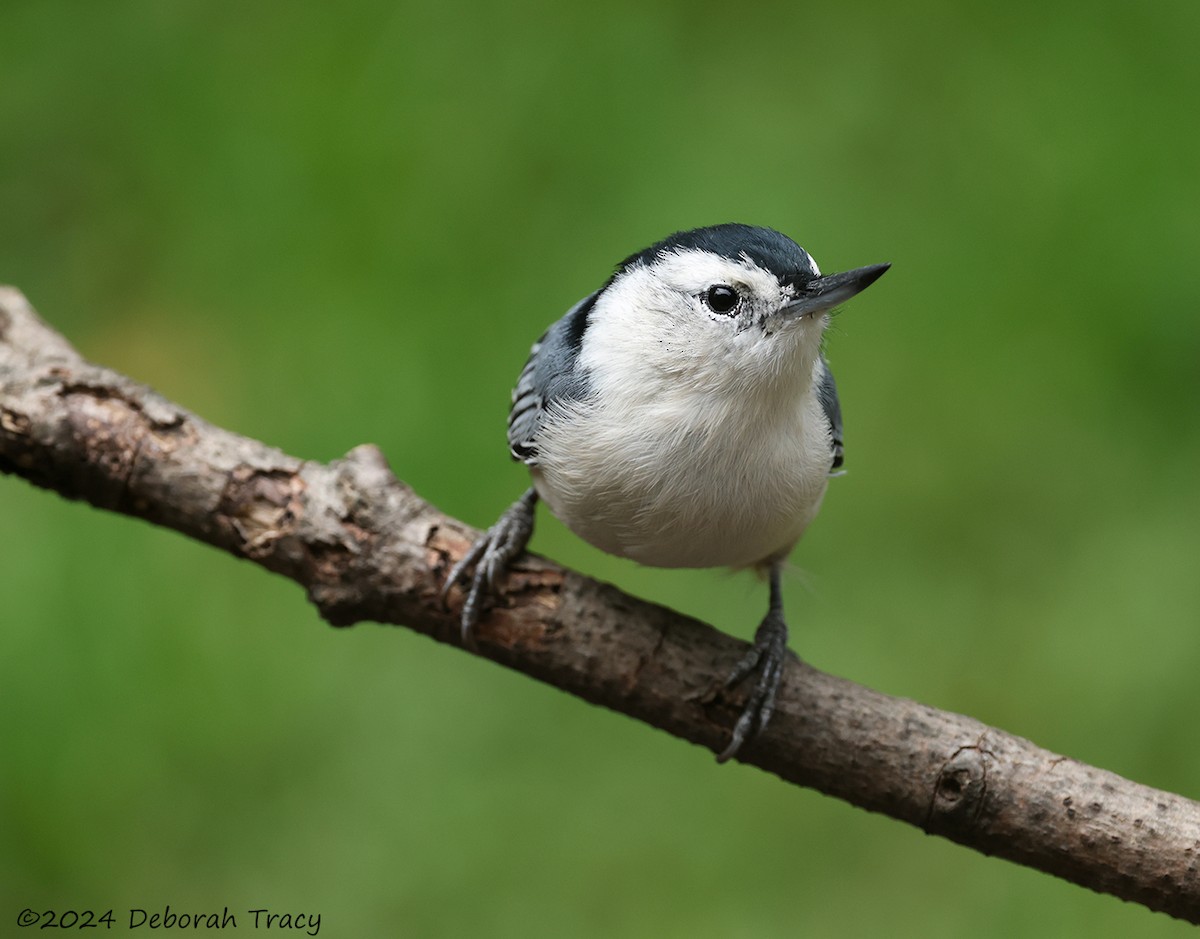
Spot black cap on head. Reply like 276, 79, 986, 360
617, 223, 820, 281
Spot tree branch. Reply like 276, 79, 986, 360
2, 286, 1198, 922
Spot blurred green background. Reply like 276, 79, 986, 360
2, 1, 1199, 935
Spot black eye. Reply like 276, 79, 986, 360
705, 284, 740, 315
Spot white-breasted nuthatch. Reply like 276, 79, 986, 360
444, 223, 889, 760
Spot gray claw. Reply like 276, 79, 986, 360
715, 564, 790, 763
715, 611, 789, 762
441, 488, 538, 648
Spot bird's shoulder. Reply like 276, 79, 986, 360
815, 357, 844, 472
507, 290, 600, 464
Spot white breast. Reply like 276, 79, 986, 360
531, 361, 833, 570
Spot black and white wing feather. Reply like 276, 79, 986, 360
815, 357, 845, 472
507, 291, 599, 465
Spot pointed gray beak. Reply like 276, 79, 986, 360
780, 263, 891, 319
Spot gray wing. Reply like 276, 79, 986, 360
507, 291, 600, 465
815, 357, 844, 472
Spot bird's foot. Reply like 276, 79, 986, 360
714, 609, 790, 763
440, 488, 537, 648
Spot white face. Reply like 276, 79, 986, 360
580, 248, 829, 400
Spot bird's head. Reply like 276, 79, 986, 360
580, 223, 888, 396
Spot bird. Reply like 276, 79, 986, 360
443, 223, 889, 761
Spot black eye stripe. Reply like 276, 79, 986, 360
704, 284, 740, 315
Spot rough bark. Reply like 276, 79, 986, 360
2, 286, 1198, 922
